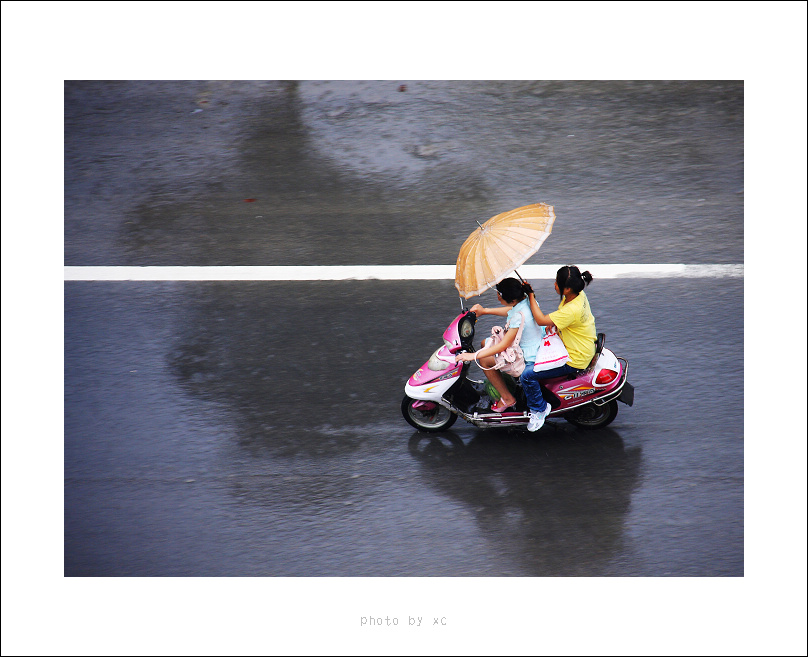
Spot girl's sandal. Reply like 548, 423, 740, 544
491, 399, 516, 413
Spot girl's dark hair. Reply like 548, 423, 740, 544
495, 277, 526, 303
556, 265, 593, 297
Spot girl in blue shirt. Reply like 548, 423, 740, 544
455, 278, 544, 412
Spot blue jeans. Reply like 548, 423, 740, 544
520, 362, 581, 413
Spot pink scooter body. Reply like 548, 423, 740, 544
402, 310, 634, 431
407, 313, 467, 389
539, 346, 628, 415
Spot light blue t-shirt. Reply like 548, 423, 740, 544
507, 298, 545, 362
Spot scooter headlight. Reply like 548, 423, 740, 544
459, 318, 474, 339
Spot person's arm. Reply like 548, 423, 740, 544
456, 327, 517, 362
470, 303, 509, 317
527, 292, 556, 327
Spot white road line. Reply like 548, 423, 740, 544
64, 264, 743, 281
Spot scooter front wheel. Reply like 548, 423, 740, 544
563, 400, 618, 430
401, 396, 458, 432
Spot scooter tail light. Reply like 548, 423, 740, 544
595, 369, 619, 385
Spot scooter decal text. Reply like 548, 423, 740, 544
436, 368, 461, 382
559, 386, 596, 400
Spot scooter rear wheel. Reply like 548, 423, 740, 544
401, 396, 458, 432
563, 400, 618, 429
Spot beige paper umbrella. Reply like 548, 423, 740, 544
455, 202, 556, 299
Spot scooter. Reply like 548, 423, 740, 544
402, 309, 634, 432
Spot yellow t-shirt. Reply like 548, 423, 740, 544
549, 291, 597, 369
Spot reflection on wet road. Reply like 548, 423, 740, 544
407, 427, 642, 576
65, 279, 742, 576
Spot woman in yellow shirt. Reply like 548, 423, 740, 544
520, 265, 597, 431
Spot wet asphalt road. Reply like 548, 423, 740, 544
63, 80, 746, 579
65, 277, 743, 577
65, 80, 744, 267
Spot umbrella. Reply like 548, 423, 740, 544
455, 202, 556, 299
